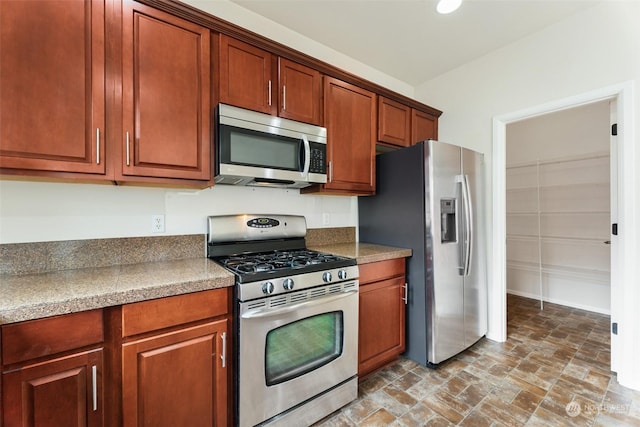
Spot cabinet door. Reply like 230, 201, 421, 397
2, 349, 104, 427
122, 320, 228, 427
411, 109, 438, 144
358, 276, 406, 377
378, 97, 411, 147
122, 1, 211, 181
0, 0, 106, 175
278, 58, 322, 125
323, 77, 376, 194
219, 35, 277, 116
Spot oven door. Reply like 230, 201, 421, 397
237, 282, 358, 427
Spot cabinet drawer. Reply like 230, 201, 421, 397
1, 310, 104, 366
122, 288, 230, 337
359, 258, 406, 284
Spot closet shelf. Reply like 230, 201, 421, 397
507, 211, 610, 215
506, 182, 609, 191
507, 234, 610, 243
507, 261, 610, 284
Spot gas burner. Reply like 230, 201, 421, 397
215, 249, 355, 281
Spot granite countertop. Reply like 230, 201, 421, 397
0, 242, 410, 326
309, 242, 412, 264
0, 258, 234, 325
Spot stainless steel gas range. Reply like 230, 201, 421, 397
207, 214, 359, 427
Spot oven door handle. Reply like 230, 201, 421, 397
241, 290, 357, 319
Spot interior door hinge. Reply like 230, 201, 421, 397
612, 223, 618, 236
611, 123, 618, 136
612, 322, 618, 335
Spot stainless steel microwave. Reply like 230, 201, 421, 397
215, 104, 327, 188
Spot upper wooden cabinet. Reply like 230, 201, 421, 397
218, 35, 323, 125
316, 77, 376, 195
378, 97, 411, 147
0, 0, 106, 175
412, 109, 439, 143
120, 0, 211, 183
218, 35, 277, 116
378, 96, 439, 148
278, 58, 323, 125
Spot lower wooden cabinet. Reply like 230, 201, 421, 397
358, 258, 407, 378
1, 288, 232, 427
2, 349, 104, 427
1, 310, 105, 426
122, 320, 228, 427
120, 288, 231, 427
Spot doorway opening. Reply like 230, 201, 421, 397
504, 100, 611, 315
491, 81, 636, 388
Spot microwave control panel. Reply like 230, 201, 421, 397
309, 143, 326, 174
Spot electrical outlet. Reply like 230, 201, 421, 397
151, 215, 165, 233
322, 213, 330, 226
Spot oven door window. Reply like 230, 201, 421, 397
265, 311, 343, 386
219, 125, 302, 172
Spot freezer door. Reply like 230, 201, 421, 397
462, 148, 487, 347
428, 140, 466, 364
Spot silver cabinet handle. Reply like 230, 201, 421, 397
282, 85, 286, 111
402, 283, 408, 305
91, 365, 98, 411
220, 332, 227, 368
126, 132, 130, 166
267, 80, 272, 106
96, 128, 100, 165
328, 161, 333, 183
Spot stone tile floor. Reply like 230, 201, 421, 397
315, 294, 640, 426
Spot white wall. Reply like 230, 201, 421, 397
0, 181, 356, 243
415, 1, 640, 390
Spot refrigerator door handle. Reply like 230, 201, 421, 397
456, 174, 472, 276
462, 174, 473, 277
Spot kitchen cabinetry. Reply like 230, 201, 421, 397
120, 288, 231, 427
278, 58, 323, 125
358, 258, 406, 378
120, 0, 211, 183
308, 77, 376, 195
0, 0, 106, 176
378, 97, 412, 147
1, 310, 105, 426
377, 96, 439, 148
218, 35, 323, 125
412, 109, 438, 143
218, 35, 277, 116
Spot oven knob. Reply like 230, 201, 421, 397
283, 278, 295, 291
338, 269, 348, 280
262, 281, 275, 295
322, 271, 332, 282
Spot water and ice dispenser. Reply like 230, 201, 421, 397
440, 198, 457, 243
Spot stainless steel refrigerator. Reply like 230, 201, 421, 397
359, 140, 487, 366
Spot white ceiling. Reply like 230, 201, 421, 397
229, 0, 600, 87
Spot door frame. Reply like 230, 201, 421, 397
490, 81, 638, 389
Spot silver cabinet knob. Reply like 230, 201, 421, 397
322, 272, 332, 282
262, 281, 275, 295
283, 278, 295, 291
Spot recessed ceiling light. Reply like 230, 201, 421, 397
437, 0, 462, 14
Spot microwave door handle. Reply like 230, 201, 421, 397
301, 134, 310, 177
